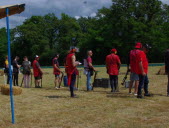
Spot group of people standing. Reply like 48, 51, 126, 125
3, 42, 169, 98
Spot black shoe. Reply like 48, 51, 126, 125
167, 94, 169, 97
144, 93, 151, 97
71, 94, 78, 98
137, 95, 143, 99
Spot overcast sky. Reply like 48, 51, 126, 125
0, 0, 169, 28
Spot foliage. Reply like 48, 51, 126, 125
0, 0, 169, 66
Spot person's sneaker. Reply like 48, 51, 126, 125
55, 86, 59, 89
71, 94, 78, 98
167, 94, 169, 97
137, 95, 143, 99
144, 93, 151, 97
128, 92, 132, 95
134, 93, 137, 96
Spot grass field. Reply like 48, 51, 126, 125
0, 66, 169, 128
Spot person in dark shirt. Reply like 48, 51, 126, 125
12, 56, 20, 86
22, 56, 31, 88
165, 49, 169, 96
52, 54, 62, 89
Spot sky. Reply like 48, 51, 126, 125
0, 0, 169, 28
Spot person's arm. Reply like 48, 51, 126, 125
139, 61, 146, 76
87, 57, 95, 71
72, 55, 79, 67
36, 62, 43, 74
54, 59, 62, 72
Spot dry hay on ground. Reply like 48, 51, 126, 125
156, 66, 167, 75
0, 70, 4, 76
1, 85, 22, 95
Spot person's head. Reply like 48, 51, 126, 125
5, 56, 8, 60
23, 56, 28, 61
35, 55, 40, 60
15, 56, 19, 61
55, 53, 59, 58
111, 48, 117, 54
87, 50, 93, 57
135, 42, 142, 49
142, 44, 152, 53
69, 48, 77, 53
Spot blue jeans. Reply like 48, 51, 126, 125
86, 71, 92, 90
137, 75, 149, 96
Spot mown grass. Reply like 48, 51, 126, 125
0, 66, 169, 128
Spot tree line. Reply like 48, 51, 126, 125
0, 0, 169, 66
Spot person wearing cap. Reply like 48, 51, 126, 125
127, 42, 142, 96
136, 44, 151, 98
32, 55, 43, 88
52, 53, 62, 89
106, 48, 121, 92
65, 48, 80, 97
84, 50, 95, 91
12, 56, 21, 86
164, 49, 169, 96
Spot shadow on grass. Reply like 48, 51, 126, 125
45, 95, 68, 98
106, 92, 136, 98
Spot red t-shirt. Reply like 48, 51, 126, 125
86, 56, 92, 68
106, 53, 121, 75
52, 57, 60, 75
32, 60, 41, 77
129, 49, 141, 73
136, 51, 148, 74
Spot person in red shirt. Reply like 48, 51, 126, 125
32, 55, 43, 88
52, 54, 62, 89
136, 44, 151, 98
84, 50, 95, 91
65, 48, 80, 97
127, 42, 142, 95
106, 48, 121, 92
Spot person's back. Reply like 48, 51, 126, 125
22, 61, 31, 75
130, 49, 141, 73
106, 53, 120, 75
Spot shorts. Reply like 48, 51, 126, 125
34, 76, 42, 80
55, 74, 60, 78
130, 72, 139, 81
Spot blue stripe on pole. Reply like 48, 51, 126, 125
6, 8, 15, 124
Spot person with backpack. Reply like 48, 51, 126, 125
22, 56, 31, 88
164, 49, 169, 96
84, 50, 95, 91
32, 55, 43, 88
106, 48, 121, 92
52, 54, 62, 89
12, 56, 21, 86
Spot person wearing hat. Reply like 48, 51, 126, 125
32, 55, 43, 88
127, 42, 142, 96
106, 48, 121, 92
52, 53, 62, 89
65, 48, 80, 97
12, 56, 21, 86
136, 44, 151, 98
84, 50, 95, 91
164, 49, 169, 96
